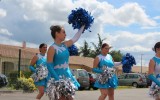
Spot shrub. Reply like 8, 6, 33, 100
8, 71, 18, 86
15, 77, 36, 92
21, 71, 32, 78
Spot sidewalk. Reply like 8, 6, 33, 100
0, 87, 22, 93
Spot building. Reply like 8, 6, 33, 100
0, 42, 38, 75
70, 56, 149, 75
0, 43, 149, 76
69, 56, 94, 72
116, 66, 149, 75
0, 43, 95, 75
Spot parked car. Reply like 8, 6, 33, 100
0, 74, 8, 88
118, 73, 147, 88
144, 75, 152, 87
71, 69, 90, 90
88, 72, 98, 90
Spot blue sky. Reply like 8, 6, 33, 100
0, 0, 160, 67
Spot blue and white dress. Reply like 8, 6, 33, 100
51, 43, 80, 89
149, 56, 160, 96
94, 54, 118, 89
34, 54, 50, 86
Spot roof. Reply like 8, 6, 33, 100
0, 44, 39, 59
117, 66, 149, 73
69, 56, 94, 68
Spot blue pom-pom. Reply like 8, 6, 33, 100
121, 53, 136, 73
68, 44, 78, 56
68, 7, 94, 32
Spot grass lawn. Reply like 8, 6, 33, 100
117, 86, 133, 89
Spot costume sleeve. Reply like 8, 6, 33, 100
29, 65, 36, 73
148, 74, 160, 86
71, 25, 85, 43
92, 68, 103, 73
47, 62, 59, 80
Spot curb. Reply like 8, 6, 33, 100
0, 90, 22, 93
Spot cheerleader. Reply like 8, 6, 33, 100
47, 25, 85, 100
29, 43, 49, 100
92, 43, 120, 100
148, 42, 160, 100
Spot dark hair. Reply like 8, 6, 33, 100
154, 42, 160, 52
101, 43, 109, 49
39, 43, 47, 49
50, 25, 62, 39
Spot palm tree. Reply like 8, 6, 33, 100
90, 33, 106, 57
109, 50, 123, 62
79, 40, 91, 57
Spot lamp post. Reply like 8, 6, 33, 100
141, 54, 144, 74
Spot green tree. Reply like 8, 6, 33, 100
109, 50, 123, 62
90, 33, 106, 58
79, 40, 91, 57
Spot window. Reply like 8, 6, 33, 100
118, 75, 125, 79
133, 74, 138, 78
0, 77, 3, 82
78, 70, 88, 77
128, 74, 134, 78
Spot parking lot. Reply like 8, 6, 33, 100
0, 88, 153, 100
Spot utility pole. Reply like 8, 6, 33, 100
18, 49, 21, 78
141, 54, 143, 74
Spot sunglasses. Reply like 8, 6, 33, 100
104, 47, 111, 50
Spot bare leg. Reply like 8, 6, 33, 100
107, 88, 114, 100
98, 89, 108, 100
36, 86, 44, 100
155, 96, 160, 100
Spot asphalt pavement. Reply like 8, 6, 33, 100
0, 88, 153, 100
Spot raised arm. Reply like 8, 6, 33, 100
47, 46, 59, 80
64, 25, 85, 47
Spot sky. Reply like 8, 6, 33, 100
0, 0, 160, 67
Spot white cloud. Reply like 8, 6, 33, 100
119, 45, 150, 52
154, 16, 160, 20
0, 35, 39, 48
0, 28, 13, 36
103, 31, 160, 66
96, 2, 157, 27
0, 35, 22, 46
17, 0, 157, 27
0, 0, 159, 66
105, 31, 160, 51
19, 0, 73, 24
0, 8, 6, 18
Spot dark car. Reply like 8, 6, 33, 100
144, 75, 152, 87
0, 74, 8, 88
88, 72, 98, 90
146, 77, 152, 87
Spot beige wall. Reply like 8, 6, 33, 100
0, 57, 31, 74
